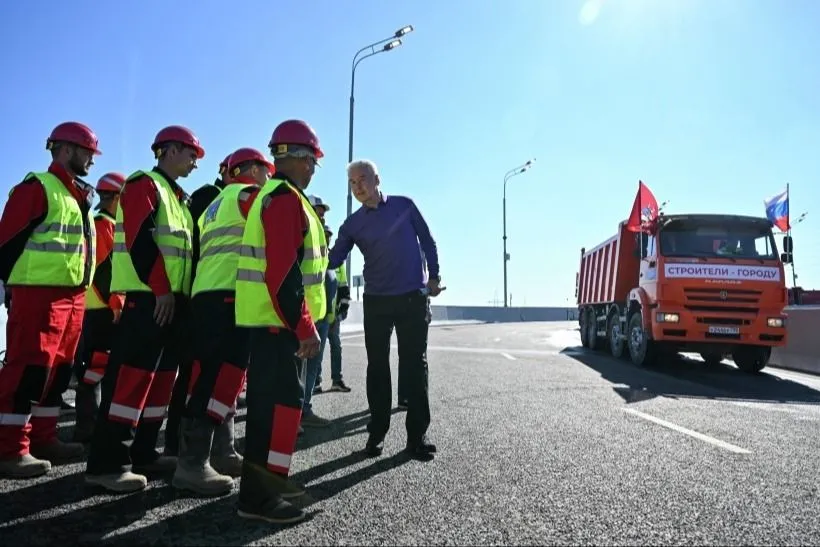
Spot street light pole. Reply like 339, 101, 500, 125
345, 25, 414, 280
503, 159, 535, 308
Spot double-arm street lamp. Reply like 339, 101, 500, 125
503, 159, 535, 308
345, 25, 414, 278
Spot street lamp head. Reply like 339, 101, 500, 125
395, 25, 414, 37
383, 39, 402, 51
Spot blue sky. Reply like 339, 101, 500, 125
1, 0, 817, 306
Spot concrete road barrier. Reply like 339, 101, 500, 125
770, 306, 820, 374
344, 302, 577, 325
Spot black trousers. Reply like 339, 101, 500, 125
363, 290, 431, 445
86, 292, 189, 475
241, 328, 304, 479
184, 291, 249, 423
73, 308, 117, 385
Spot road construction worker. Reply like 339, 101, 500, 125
234, 119, 327, 524
164, 154, 231, 458
72, 172, 127, 443
171, 147, 272, 497
85, 125, 202, 493
308, 198, 352, 394
0, 121, 100, 478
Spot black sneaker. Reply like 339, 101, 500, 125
328, 381, 351, 393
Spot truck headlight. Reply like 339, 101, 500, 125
656, 312, 680, 323
767, 317, 785, 328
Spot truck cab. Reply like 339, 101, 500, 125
631, 213, 789, 372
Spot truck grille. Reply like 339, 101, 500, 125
683, 288, 761, 314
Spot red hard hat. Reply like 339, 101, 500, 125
269, 120, 324, 159
47, 122, 102, 155
96, 172, 126, 193
226, 147, 275, 176
151, 125, 205, 159
219, 154, 231, 175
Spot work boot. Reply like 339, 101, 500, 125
211, 414, 243, 478
236, 460, 306, 525
0, 454, 51, 478
85, 471, 148, 493
30, 439, 85, 462
72, 382, 100, 443
172, 417, 234, 496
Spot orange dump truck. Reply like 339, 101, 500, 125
575, 214, 791, 372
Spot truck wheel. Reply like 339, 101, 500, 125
628, 312, 655, 367
587, 309, 600, 351
608, 313, 625, 359
700, 352, 724, 367
733, 346, 771, 374
579, 309, 590, 348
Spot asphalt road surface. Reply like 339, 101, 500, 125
2, 321, 819, 546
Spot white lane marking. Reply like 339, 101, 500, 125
340, 333, 366, 340
493, 337, 501, 342
500, 352, 517, 361
622, 408, 751, 454
344, 342, 565, 357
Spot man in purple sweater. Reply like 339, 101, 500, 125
327, 159, 444, 461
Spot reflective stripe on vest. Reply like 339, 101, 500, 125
86, 212, 115, 309
235, 178, 328, 327
111, 170, 194, 295
191, 183, 252, 296
7, 172, 96, 287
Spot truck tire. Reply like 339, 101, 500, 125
627, 311, 655, 367
700, 352, 724, 367
733, 346, 770, 374
586, 308, 600, 351
580, 309, 590, 348
607, 313, 626, 359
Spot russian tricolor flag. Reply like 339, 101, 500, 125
764, 188, 790, 233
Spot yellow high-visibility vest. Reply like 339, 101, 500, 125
235, 177, 327, 327
111, 170, 194, 295
7, 171, 96, 287
191, 182, 253, 295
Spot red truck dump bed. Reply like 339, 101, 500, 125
576, 221, 640, 307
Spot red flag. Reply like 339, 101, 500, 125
626, 180, 659, 233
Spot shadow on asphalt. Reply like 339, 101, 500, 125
0, 440, 413, 545
234, 407, 404, 452
562, 345, 820, 405
98, 450, 411, 545
0, 478, 181, 544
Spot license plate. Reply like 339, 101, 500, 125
708, 325, 740, 335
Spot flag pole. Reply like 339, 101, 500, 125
787, 182, 798, 289
638, 180, 644, 260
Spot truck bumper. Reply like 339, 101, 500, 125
650, 308, 788, 348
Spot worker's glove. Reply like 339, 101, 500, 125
337, 301, 349, 321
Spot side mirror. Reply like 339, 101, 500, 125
781, 252, 793, 264
783, 235, 793, 253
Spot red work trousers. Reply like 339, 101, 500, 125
241, 328, 304, 480
0, 286, 85, 459
85, 291, 189, 475
185, 291, 248, 424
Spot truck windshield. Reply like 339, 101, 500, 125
659, 220, 779, 260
